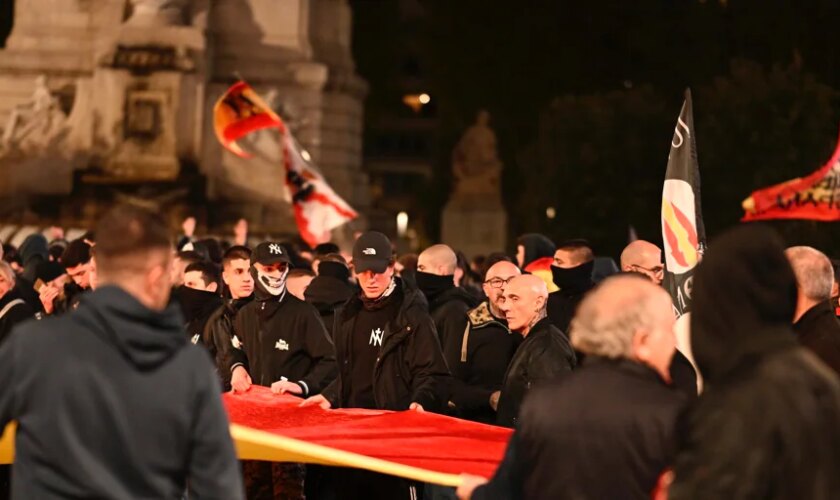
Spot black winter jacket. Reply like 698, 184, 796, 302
0, 289, 34, 345
474, 358, 686, 500
230, 284, 337, 397
323, 281, 450, 412
496, 317, 576, 427
203, 296, 253, 391
304, 274, 354, 338
427, 286, 480, 373
0, 285, 242, 499
793, 300, 840, 377
451, 301, 521, 424
670, 225, 840, 499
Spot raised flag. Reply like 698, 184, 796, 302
213, 81, 357, 246
741, 130, 840, 222
661, 89, 706, 318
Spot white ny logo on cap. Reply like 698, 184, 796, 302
362, 248, 376, 255
269, 244, 283, 255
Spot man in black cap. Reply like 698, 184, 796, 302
302, 231, 449, 500
228, 241, 337, 498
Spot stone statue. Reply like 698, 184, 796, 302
126, 0, 189, 26
1, 75, 68, 153
451, 110, 503, 201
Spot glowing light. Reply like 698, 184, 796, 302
301, 150, 312, 162
546, 207, 556, 219
419, 93, 431, 104
397, 211, 409, 237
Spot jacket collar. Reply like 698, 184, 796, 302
468, 301, 509, 330
794, 300, 836, 334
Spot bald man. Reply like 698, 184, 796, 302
786, 246, 840, 376
621, 240, 665, 285
451, 260, 523, 423
494, 275, 576, 428
417, 245, 480, 373
459, 276, 685, 500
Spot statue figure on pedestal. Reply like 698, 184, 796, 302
1, 76, 68, 154
451, 110, 503, 202
126, 0, 189, 26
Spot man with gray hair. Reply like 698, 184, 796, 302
458, 275, 685, 500
786, 246, 840, 375
0, 260, 34, 345
493, 274, 576, 428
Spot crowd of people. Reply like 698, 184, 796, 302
1, 205, 840, 499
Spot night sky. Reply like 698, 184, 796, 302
352, 0, 840, 257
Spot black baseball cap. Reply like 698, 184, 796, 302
352, 232, 393, 273
253, 242, 291, 266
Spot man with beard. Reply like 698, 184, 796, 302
451, 260, 522, 424
458, 275, 685, 500
547, 240, 596, 334
229, 242, 337, 499
495, 275, 576, 428
304, 253, 354, 337
203, 245, 254, 391
177, 261, 223, 347
0, 204, 242, 499
785, 246, 840, 376
668, 225, 840, 499
302, 231, 449, 499
416, 244, 480, 371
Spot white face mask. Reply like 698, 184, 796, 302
256, 267, 289, 297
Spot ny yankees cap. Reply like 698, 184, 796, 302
352, 231, 393, 274
253, 242, 291, 266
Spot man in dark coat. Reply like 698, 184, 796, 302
786, 246, 840, 376
416, 244, 480, 373
203, 245, 254, 391
303, 231, 449, 500
0, 204, 242, 499
494, 275, 576, 428
669, 225, 840, 499
547, 239, 596, 334
304, 253, 354, 337
458, 275, 685, 500
177, 260, 224, 346
451, 260, 522, 424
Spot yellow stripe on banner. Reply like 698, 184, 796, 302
0, 423, 464, 487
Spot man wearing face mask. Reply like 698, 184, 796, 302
495, 275, 576, 428
302, 231, 449, 500
547, 240, 596, 334
228, 242, 337, 397
416, 244, 480, 373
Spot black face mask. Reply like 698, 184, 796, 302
551, 260, 595, 293
415, 271, 455, 300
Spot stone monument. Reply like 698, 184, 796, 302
441, 110, 508, 258
0, 0, 369, 240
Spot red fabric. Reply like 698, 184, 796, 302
742, 130, 840, 222
223, 387, 511, 478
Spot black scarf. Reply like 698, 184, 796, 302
551, 260, 595, 293
415, 271, 455, 303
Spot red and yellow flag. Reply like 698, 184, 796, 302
213, 81, 284, 158
741, 130, 840, 222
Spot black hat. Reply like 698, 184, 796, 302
253, 242, 291, 266
352, 232, 392, 274
36, 260, 67, 283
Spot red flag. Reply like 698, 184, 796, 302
213, 81, 284, 158
213, 81, 357, 246
742, 130, 840, 222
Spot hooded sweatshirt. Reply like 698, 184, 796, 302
0, 285, 242, 500
670, 225, 840, 499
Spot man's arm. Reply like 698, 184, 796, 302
298, 309, 338, 397
464, 430, 524, 500
406, 315, 451, 412
527, 342, 574, 387
187, 359, 244, 500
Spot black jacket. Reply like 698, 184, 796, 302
304, 274, 354, 338
496, 317, 576, 427
0, 285, 242, 499
670, 225, 840, 499
176, 286, 224, 346
203, 296, 253, 391
451, 301, 521, 424
474, 358, 686, 500
230, 284, 337, 397
0, 289, 35, 345
427, 286, 480, 372
546, 260, 596, 334
323, 281, 450, 412
793, 300, 840, 377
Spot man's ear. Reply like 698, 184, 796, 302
631, 328, 649, 362
535, 295, 546, 311
208, 282, 219, 293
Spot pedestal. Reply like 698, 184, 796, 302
441, 198, 507, 260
